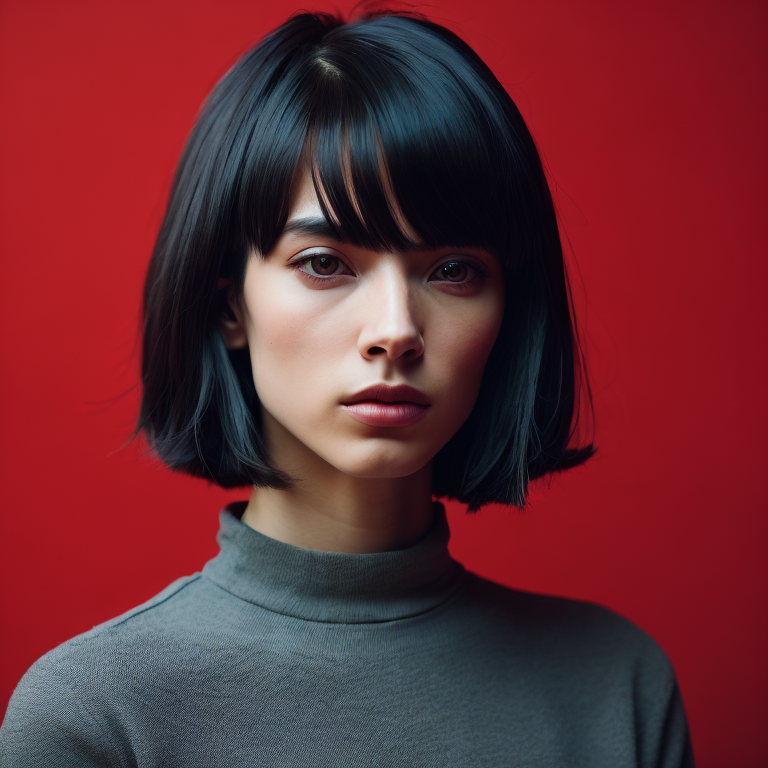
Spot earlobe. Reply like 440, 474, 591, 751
216, 278, 249, 350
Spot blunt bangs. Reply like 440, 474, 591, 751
232, 13, 543, 273
139, 9, 596, 511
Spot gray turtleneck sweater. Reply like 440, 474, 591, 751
0, 502, 693, 767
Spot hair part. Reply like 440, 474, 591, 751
138, 8, 596, 512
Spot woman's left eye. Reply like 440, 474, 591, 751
430, 260, 489, 288
432, 261, 472, 282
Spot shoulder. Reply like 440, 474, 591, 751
22, 573, 203, 677
457, 573, 682, 713
453, 573, 694, 766
463, 571, 672, 665
0, 574, 203, 766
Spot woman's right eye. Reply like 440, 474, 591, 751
293, 254, 352, 283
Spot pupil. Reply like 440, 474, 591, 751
314, 256, 336, 275
443, 263, 466, 281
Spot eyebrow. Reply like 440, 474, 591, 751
281, 216, 353, 243
281, 215, 430, 252
280, 216, 490, 258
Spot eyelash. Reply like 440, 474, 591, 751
292, 254, 491, 291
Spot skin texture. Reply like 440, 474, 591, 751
219, 164, 506, 553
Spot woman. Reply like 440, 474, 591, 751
0, 8, 694, 766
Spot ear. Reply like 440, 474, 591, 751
216, 278, 248, 350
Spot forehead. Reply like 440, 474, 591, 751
289, 165, 324, 220
284, 144, 422, 247
277, 162, 503, 266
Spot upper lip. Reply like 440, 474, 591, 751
342, 384, 430, 406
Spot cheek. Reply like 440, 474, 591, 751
433, 306, 504, 396
243, 283, 347, 403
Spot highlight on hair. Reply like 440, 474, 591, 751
138, 8, 596, 512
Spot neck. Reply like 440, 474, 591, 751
242, 464, 436, 554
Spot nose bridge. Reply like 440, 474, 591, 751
358, 259, 423, 360
380, 260, 415, 323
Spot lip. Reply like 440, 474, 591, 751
341, 384, 430, 406
341, 402, 430, 427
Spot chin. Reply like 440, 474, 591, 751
328, 447, 433, 480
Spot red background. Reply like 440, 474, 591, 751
1, 1, 766, 765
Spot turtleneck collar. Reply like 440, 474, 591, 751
201, 500, 466, 624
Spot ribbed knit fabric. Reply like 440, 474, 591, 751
1, 501, 694, 767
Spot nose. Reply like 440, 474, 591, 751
357, 262, 425, 362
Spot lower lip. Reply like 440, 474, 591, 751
341, 401, 430, 427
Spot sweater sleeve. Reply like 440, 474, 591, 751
655, 676, 695, 768
630, 632, 694, 768
0, 660, 124, 768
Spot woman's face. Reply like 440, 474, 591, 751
230, 166, 506, 482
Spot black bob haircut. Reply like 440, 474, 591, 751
139, 8, 596, 512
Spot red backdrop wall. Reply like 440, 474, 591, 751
1, 1, 766, 765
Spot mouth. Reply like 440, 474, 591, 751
340, 383, 431, 427
341, 400, 430, 427
341, 383, 430, 406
